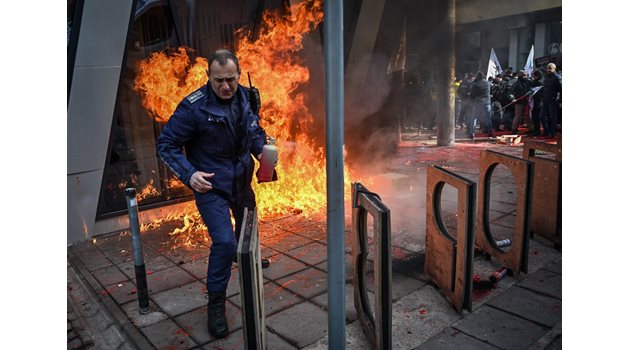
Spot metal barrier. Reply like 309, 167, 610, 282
523, 140, 562, 247
424, 166, 476, 313
351, 183, 392, 350
237, 207, 266, 350
475, 150, 534, 274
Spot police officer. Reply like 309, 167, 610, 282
157, 49, 272, 339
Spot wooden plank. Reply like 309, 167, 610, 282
425, 166, 476, 312
475, 150, 533, 274
524, 152, 561, 245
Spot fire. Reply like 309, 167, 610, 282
133, 0, 353, 242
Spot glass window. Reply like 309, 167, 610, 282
97, 1, 189, 218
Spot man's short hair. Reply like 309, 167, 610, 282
546, 63, 556, 70
209, 49, 241, 74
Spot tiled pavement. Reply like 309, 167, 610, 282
67, 138, 561, 349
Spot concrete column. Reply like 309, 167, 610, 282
508, 29, 518, 70
67, 0, 135, 243
535, 23, 546, 58
437, 0, 456, 146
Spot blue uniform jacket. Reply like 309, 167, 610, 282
156, 84, 267, 203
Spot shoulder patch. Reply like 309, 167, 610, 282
186, 90, 204, 104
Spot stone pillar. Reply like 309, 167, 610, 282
437, 0, 456, 146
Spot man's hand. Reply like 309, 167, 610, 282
190, 171, 214, 193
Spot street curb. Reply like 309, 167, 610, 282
67, 256, 139, 349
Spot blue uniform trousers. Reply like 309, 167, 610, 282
196, 189, 255, 293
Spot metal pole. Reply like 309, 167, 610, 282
125, 188, 151, 314
324, 0, 345, 348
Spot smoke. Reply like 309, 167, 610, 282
345, 53, 392, 125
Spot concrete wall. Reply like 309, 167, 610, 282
67, 0, 134, 244
457, 0, 562, 24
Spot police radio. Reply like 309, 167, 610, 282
247, 72, 261, 115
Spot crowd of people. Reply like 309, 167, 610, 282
455, 62, 562, 138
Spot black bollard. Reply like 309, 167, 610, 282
125, 188, 150, 314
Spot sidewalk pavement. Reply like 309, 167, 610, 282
67, 135, 561, 349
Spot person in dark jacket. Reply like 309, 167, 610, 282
456, 72, 474, 128
511, 70, 532, 131
468, 71, 494, 137
156, 49, 271, 339
539, 62, 562, 137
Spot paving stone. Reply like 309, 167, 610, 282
262, 231, 314, 253
310, 282, 375, 323
121, 300, 169, 328
161, 244, 211, 265
291, 221, 327, 241
365, 270, 426, 302
261, 253, 309, 281
179, 256, 209, 279
117, 253, 178, 280
258, 220, 285, 240
265, 330, 299, 349
141, 317, 198, 349
315, 253, 356, 282
139, 266, 197, 295
285, 241, 328, 266
390, 285, 463, 349
414, 327, 501, 349
270, 214, 322, 234
275, 267, 328, 299
151, 281, 208, 317
201, 328, 246, 349
102, 280, 138, 305
488, 286, 561, 327
391, 250, 430, 282
526, 239, 562, 272
91, 265, 128, 287
80, 251, 113, 271
543, 258, 561, 274
518, 269, 561, 299
453, 306, 548, 350
174, 301, 242, 345
266, 301, 329, 348
230, 280, 304, 317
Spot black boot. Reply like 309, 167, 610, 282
207, 291, 228, 338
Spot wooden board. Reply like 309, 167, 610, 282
475, 150, 533, 274
523, 147, 562, 245
425, 166, 476, 313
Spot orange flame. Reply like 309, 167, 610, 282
133, 0, 354, 243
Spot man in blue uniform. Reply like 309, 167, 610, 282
157, 49, 269, 338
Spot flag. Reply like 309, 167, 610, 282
526, 86, 543, 119
486, 48, 503, 80
523, 45, 534, 76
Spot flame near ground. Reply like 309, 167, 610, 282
132, 0, 357, 248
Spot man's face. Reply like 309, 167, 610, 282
209, 59, 240, 100
546, 65, 556, 75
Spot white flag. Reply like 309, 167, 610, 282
523, 45, 534, 76
486, 48, 503, 79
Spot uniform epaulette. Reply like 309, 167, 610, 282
186, 90, 204, 104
